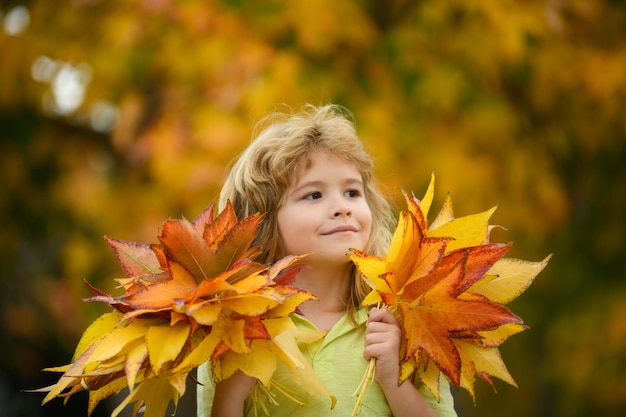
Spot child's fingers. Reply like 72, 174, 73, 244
365, 321, 399, 336
364, 319, 402, 360
368, 307, 399, 326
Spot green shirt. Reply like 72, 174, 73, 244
197, 309, 457, 416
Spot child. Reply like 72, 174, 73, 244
197, 104, 458, 417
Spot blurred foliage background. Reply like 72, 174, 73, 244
1, 1, 625, 416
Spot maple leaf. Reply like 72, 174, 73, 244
348, 173, 550, 411
213, 316, 337, 410
33, 202, 331, 416
399, 247, 520, 386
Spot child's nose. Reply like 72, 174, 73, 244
333, 206, 352, 217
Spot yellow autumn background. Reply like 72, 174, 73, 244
1, 1, 624, 417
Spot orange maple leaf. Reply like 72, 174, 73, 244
397, 245, 520, 387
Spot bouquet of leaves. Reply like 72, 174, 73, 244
33, 202, 335, 416
349, 175, 551, 416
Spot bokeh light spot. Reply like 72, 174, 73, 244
3, 5, 30, 36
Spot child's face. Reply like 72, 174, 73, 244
276, 152, 372, 265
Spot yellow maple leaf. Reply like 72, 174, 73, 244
214, 316, 336, 410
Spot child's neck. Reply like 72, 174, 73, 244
294, 263, 351, 330
300, 305, 345, 331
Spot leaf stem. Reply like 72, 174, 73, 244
252, 378, 305, 416
351, 302, 387, 417
350, 355, 376, 417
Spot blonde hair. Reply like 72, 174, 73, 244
219, 104, 395, 313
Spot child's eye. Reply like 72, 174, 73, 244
304, 191, 322, 200
345, 189, 362, 198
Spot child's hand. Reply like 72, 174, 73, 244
211, 370, 257, 417
364, 307, 402, 389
